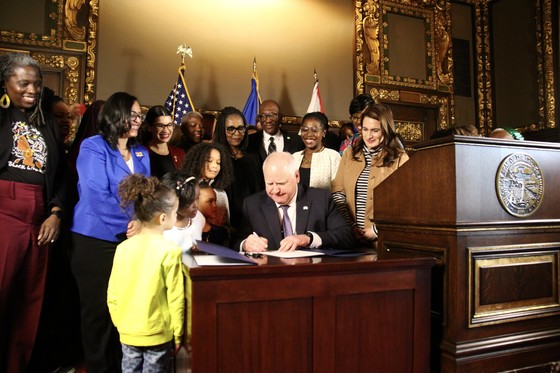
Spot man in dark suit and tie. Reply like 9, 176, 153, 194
247, 100, 304, 164
238, 152, 354, 252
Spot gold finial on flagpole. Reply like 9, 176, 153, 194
313, 68, 318, 82
252, 57, 257, 73
177, 44, 193, 65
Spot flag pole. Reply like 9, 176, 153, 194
164, 44, 195, 124
253, 57, 262, 104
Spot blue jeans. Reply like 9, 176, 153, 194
121, 341, 172, 373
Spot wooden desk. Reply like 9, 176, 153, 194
184, 253, 434, 373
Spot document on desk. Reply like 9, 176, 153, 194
260, 250, 325, 258
194, 255, 254, 266
194, 240, 257, 265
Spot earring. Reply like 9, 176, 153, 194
0, 93, 10, 109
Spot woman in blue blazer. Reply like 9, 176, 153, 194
70, 92, 150, 373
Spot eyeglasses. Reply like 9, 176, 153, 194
300, 127, 323, 134
225, 126, 247, 134
130, 111, 145, 122
258, 113, 278, 120
155, 123, 174, 130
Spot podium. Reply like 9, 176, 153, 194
375, 135, 560, 372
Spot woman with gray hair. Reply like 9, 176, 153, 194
178, 110, 204, 152
0, 53, 66, 372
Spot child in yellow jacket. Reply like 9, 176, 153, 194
108, 174, 184, 372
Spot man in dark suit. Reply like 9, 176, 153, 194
238, 152, 354, 252
247, 99, 304, 164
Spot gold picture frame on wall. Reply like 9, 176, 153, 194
0, 0, 99, 105
379, 1, 437, 90
0, 0, 64, 48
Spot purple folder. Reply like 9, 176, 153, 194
195, 240, 257, 265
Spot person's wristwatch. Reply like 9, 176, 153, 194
305, 232, 314, 246
50, 210, 63, 220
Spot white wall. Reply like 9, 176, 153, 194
97, 0, 354, 120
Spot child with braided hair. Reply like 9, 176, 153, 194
107, 174, 184, 372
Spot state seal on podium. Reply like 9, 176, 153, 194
496, 153, 544, 217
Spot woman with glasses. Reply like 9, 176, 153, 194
70, 91, 150, 372
213, 106, 264, 230
332, 103, 408, 246
292, 112, 340, 189
144, 105, 185, 178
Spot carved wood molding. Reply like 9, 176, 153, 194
84, 0, 98, 105
356, 0, 557, 134
468, 243, 560, 327
370, 87, 450, 129
355, 0, 454, 132
0, 0, 98, 105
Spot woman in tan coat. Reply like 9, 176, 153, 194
331, 103, 408, 245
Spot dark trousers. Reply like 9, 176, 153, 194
70, 232, 122, 373
29, 234, 83, 371
0, 180, 49, 373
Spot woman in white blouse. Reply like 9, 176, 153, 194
292, 112, 340, 190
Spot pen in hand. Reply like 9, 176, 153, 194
247, 231, 267, 252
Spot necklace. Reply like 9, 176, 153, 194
230, 147, 243, 159
302, 146, 324, 165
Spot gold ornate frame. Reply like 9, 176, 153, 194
355, 0, 454, 138
0, 0, 98, 105
379, 1, 437, 90
535, 0, 556, 130
0, 0, 64, 48
458, 0, 556, 133
356, 0, 453, 93
356, 0, 556, 135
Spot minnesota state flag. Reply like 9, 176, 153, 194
242, 59, 262, 126
164, 64, 195, 125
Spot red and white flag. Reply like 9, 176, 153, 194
306, 79, 324, 113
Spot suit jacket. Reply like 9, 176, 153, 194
236, 184, 354, 251
71, 135, 151, 242
247, 130, 304, 164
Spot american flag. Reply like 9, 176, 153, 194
164, 64, 195, 125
